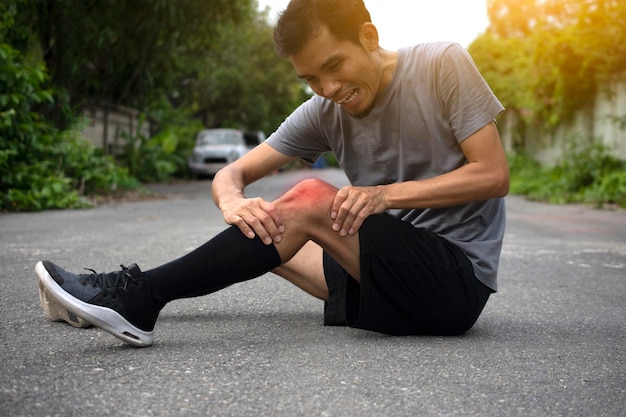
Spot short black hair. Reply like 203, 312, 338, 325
274, 0, 372, 57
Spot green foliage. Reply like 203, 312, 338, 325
5, 0, 308, 187
1, 7, 139, 211
471, 0, 626, 126
120, 124, 184, 183
140, 98, 205, 179
15, 0, 253, 111
172, 6, 309, 134
2, 0, 309, 208
509, 142, 626, 208
0, 38, 79, 210
507, 153, 545, 196
468, 34, 535, 123
58, 127, 140, 195
474, 1, 626, 209
21, 0, 307, 134
113, 5, 309, 181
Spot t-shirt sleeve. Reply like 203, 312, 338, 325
265, 96, 333, 164
437, 43, 504, 143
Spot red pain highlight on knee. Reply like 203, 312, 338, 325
285, 179, 337, 203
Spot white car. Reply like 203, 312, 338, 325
188, 128, 265, 177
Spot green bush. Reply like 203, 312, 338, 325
57, 127, 140, 195
127, 99, 205, 181
120, 128, 178, 183
584, 170, 626, 207
3, 162, 86, 211
0, 38, 139, 211
508, 142, 626, 208
508, 154, 545, 196
119, 120, 199, 183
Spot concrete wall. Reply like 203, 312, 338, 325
594, 81, 626, 159
499, 80, 626, 165
81, 105, 151, 154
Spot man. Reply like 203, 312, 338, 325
35, 0, 509, 347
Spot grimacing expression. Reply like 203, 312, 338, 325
290, 24, 386, 119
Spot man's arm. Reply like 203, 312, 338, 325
212, 142, 295, 244
330, 121, 509, 236
382, 121, 509, 208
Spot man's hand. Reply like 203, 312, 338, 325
221, 197, 285, 245
330, 186, 387, 236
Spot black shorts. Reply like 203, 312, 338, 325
323, 213, 492, 336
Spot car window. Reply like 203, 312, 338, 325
198, 131, 243, 146
243, 131, 265, 147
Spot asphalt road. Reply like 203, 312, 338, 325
1, 168, 624, 417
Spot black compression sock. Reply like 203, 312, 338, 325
143, 226, 282, 305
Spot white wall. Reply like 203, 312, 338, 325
499, 81, 626, 165
81, 105, 151, 154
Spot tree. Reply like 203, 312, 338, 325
12, 0, 307, 135
179, 8, 309, 133
3, 0, 310, 201
471, 0, 626, 127
1, 1, 138, 210
13, 0, 253, 122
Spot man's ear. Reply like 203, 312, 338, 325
359, 22, 380, 52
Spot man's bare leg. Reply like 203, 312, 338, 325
273, 241, 327, 300
268, 178, 361, 300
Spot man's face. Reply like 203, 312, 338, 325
290, 25, 384, 119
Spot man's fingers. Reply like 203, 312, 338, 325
340, 198, 369, 235
330, 187, 349, 221
331, 186, 385, 236
232, 215, 257, 240
241, 211, 279, 245
331, 188, 365, 236
224, 198, 284, 245
260, 200, 285, 238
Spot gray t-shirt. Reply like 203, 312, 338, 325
266, 42, 505, 291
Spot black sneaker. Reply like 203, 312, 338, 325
35, 261, 163, 347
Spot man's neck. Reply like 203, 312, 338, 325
378, 49, 399, 92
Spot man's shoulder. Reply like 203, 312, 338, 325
402, 41, 464, 59
398, 42, 473, 79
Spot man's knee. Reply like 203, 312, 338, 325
275, 178, 337, 211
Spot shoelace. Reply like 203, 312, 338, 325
79, 265, 134, 291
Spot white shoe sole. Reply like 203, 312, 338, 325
35, 261, 153, 347
38, 279, 91, 328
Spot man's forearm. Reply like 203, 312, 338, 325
212, 166, 246, 211
381, 162, 509, 210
